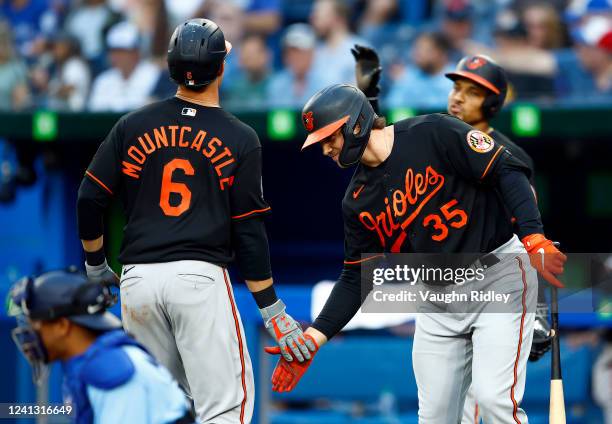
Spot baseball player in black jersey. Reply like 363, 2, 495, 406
349, 48, 554, 423
264, 83, 567, 423
77, 19, 315, 424
443, 54, 554, 424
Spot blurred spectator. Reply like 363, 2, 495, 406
45, 33, 91, 110
110, 0, 170, 60
223, 33, 271, 110
88, 21, 160, 112
359, 0, 397, 30
385, 32, 453, 109
64, 0, 118, 72
242, 0, 281, 37
440, 0, 474, 62
0, 0, 58, 61
565, 0, 612, 22
310, 0, 365, 86
164, 0, 206, 28
190, 0, 280, 37
491, 9, 555, 99
267, 23, 325, 108
521, 2, 569, 50
475, 15, 611, 103
0, 20, 30, 110
557, 15, 612, 102
207, 1, 245, 91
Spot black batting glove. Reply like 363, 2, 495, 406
351, 44, 382, 99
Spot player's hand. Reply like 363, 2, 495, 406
264, 334, 318, 392
85, 259, 120, 288
529, 302, 553, 361
522, 234, 567, 288
260, 299, 317, 362
351, 44, 382, 98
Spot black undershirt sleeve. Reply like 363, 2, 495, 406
312, 266, 363, 340
231, 217, 272, 281
497, 162, 543, 239
77, 177, 112, 240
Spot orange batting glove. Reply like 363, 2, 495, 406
522, 234, 567, 288
264, 334, 319, 392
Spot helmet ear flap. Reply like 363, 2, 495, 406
338, 100, 376, 167
481, 88, 506, 120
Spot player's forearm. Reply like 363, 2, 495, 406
231, 217, 272, 281
77, 178, 110, 266
311, 266, 363, 340
77, 178, 109, 234
497, 165, 543, 239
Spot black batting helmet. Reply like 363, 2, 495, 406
167, 18, 232, 89
301, 84, 376, 167
445, 55, 508, 118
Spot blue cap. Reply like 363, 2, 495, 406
10, 270, 122, 331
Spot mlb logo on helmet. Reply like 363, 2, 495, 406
303, 111, 314, 131
182, 108, 197, 117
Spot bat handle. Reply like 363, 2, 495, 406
550, 286, 562, 380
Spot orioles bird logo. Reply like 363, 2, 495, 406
466, 56, 487, 70
186, 71, 193, 80
303, 111, 314, 131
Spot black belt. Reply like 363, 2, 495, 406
472, 252, 500, 270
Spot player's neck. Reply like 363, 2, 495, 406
175, 84, 220, 108
471, 120, 491, 132
361, 126, 394, 167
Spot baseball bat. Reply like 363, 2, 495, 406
549, 285, 566, 423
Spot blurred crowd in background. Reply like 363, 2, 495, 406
0, 0, 611, 112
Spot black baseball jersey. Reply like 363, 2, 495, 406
85, 97, 270, 265
342, 113, 530, 266
489, 128, 535, 186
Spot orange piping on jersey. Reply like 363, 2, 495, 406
510, 256, 528, 424
85, 171, 113, 195
344, 254, 384, 265
231, 207, 271, 220
480, 145, 505, 180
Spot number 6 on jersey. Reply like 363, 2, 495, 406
160, 158, 194, 216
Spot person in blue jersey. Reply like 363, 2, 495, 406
7, 269, 194, 424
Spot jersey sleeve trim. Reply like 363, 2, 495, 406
480, 145, 505, 180
231, 206, 271, 220
85, 171, 114, 195
344, 254, 385, 265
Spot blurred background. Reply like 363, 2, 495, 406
0, 0, 611, 423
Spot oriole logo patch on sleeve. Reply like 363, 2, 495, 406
466, 130, 494, 153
